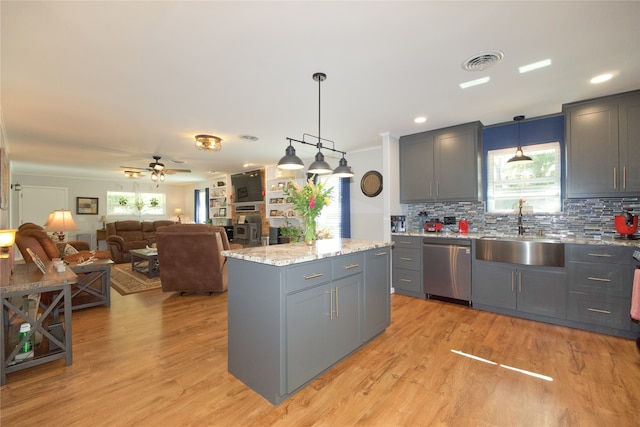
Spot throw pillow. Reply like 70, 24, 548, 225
64, 244, 79, 257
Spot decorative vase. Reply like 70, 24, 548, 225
304, 216, 317, 246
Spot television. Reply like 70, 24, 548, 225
231, 169, 264, 203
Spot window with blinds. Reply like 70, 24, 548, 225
317, 175, 348, 238
487, 141, 561, 213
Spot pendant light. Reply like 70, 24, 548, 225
507, 115, 533, 163
278, 72, 354, 177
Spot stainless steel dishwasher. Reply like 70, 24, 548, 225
423, 237, 471, 305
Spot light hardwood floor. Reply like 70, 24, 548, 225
2, 288, 639, 426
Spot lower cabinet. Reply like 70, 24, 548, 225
392, 236, 424, 297
227, 247, 391, 405
473, 260, 567, 318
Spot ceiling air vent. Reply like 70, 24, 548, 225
461, 50, 504, 72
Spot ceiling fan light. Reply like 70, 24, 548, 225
333, 157, 354, 178
159, 172, 165, 182
151, 171, 158, 182
195, 134, 222, 151
277, 143, 304, 170
308, 151, 333, 175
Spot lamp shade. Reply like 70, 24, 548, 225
308, 151, 333, 175
277, 143, 304, 170
44, 210, 80, 233
99, 215, 108, 223
0, 229, 16, 248
174, 208, 183, 216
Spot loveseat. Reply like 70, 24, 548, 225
155, 224, 230, 294
106, 220, 175, 263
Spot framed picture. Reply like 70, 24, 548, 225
278, 182, 285, 190
288, 211, 295, 217
76, 197, 99, 215
270, 210, 278, 216
218, 208, 226, 217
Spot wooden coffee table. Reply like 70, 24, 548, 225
129, 248, 159, 278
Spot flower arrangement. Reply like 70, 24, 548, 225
283, 176, 332, 244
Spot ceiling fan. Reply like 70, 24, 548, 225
120, 155, 191, 182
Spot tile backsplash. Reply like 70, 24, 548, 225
405, 197, 639, 238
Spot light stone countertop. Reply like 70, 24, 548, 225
221, 238, 393, 266
392, 231, 640, 247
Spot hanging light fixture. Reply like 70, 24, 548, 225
507, 115, 533, 163
195, 134, 222, 151
277, 72, 354, 177
123, 170, 141, 179
151, 171, 165, 182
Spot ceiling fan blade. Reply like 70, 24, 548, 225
120, 166, 152, 171
164, 169, 191, 173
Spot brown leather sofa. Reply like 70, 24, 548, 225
106, 220, 174, 263
155, 224, 230, 294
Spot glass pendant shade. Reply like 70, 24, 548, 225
308, 151, 333, 175
277, 144, 304, 170
195, 134, 222, 151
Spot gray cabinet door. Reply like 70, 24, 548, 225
434, 123, 481, 201
619, 92, 640, 193
329, 275, 362, 362
472, 261, 516, 310
399, 133, 434, 202
565, 98, 619, 197
517, 266, 566, 318
364, 248, 391, 341
286, 283, 330, 393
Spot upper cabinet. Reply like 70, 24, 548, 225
399, 121, 482, 203
564, 90, 640, 198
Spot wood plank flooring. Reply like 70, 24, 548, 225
2, 288, 639, 426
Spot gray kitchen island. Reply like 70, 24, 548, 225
222, 239, 392, 405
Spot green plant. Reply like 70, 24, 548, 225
280, 226, 301, 242
118, 196, 128, 206
150, 198, 159, 207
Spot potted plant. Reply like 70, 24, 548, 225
150, 198, 159, 207
118, 196, 128, 206
279, 225, 301, 244
134, 198, 144, 211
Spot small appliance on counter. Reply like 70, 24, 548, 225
458, 218, 469, 234
391, 215, 406, 233
425, 219, 443, 232
615, 208, 639, 239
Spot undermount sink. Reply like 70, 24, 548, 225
476, 237, 565, 267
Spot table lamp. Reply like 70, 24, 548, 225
44, 209, 80, 242
174, 208, 183, 223
0, 229, 16, 286
99, 215, 108, 230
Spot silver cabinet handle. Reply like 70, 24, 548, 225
375, 252, 387, 257
326, 288, 334, 319
587, 253, 611, 258
511, 271, 515, 292
399, 257, 412, 261
344, 264, 360, 270
400, 278, 412, 283
613, 167, 617, 190
587, 307, 611, 314
399, 241, 412, 245
623, 166, 627, 189
335, 287, 339, 317
304, 273, 324, 280
587, 277, 611, 282
518, 271, 522, 293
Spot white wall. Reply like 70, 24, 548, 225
348, 146, 386, 241
11, 173, 204, 244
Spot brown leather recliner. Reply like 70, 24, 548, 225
17, 222, 90, 253
106, 220, 175, 263
155, 224, 230, 294
15, 226, 110, 263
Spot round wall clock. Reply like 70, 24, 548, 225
360, 170, 383, 197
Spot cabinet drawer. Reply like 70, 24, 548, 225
392, 236, 422, 249
567, 244, 635, 266
392, 248, 421, 271
286, 260, 332, 294
568, 263, 633, 297
567, 291, 631, 330
332, 253, 364, 280
392, 268, 422, 293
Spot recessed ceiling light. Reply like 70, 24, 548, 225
240, 135, 259, 142
414, 117, 427, 124
590, 73, 613, 84
459, 77, 490, 89
519, 59, 552, 73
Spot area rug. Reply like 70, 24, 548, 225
110, 263, 162, 295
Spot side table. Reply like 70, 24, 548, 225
96, 229, 107, 250
130, 248, 159, 279
1, 263, 77, 385
67, 259, 114, 311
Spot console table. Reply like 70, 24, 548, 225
1, 263, 77, 385
67, 259, 114, 310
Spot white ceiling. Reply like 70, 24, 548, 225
3, 1, 639, 185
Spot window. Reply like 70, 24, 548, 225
317, 176, 350, 239
106, 191, 166, 216
487, 142, 561, 213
